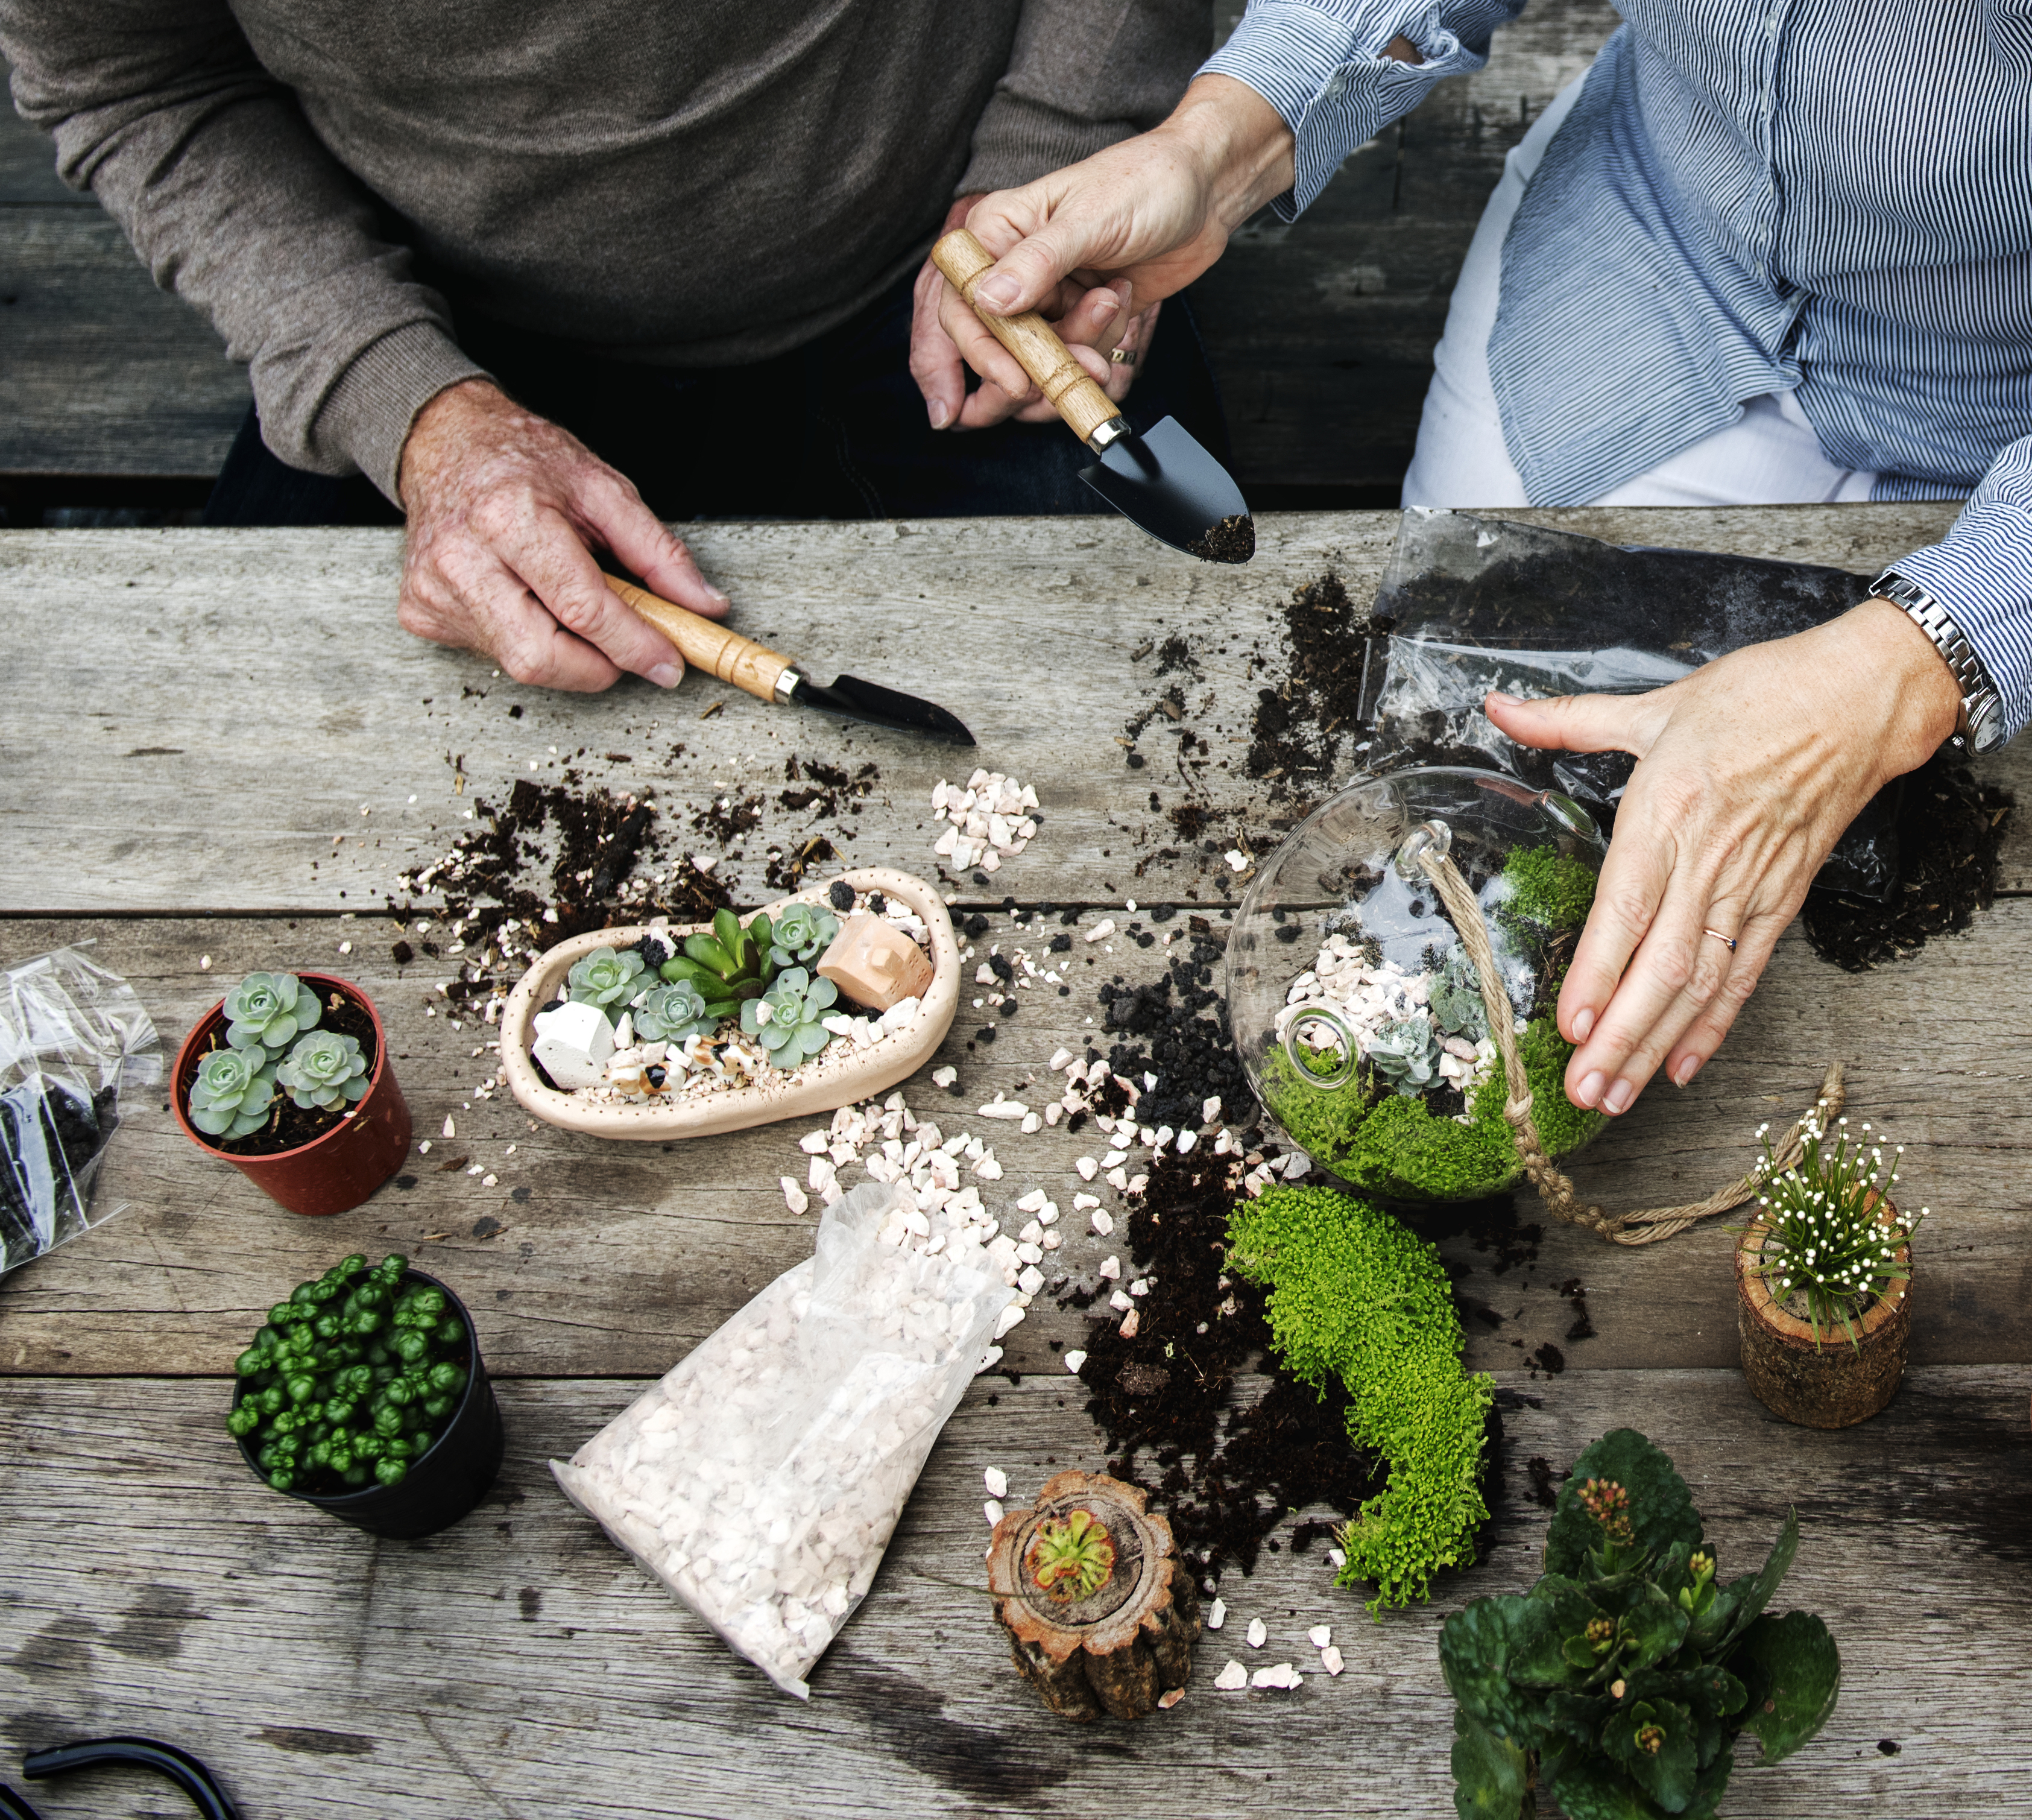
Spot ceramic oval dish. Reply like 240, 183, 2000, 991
500, 867, 959, 1140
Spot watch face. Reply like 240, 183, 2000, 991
1972, 700, 2006, 753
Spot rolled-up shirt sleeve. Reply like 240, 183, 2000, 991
1892, 433, 2032, 745
1203, 0, 1526, 216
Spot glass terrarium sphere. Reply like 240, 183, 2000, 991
1226, 766, 1611, 1204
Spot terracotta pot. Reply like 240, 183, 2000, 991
1735, 1196, 1911, 1429
172, 973, 412, 1217
232, 1269, 503, 1539
499, 866, 960, 1142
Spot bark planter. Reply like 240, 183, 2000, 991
1736, 1198, 1912, 1429
172, 973, 411, 1217
500, 867, 959, 1141
232, 1269, 503, 1540
988, 1470, 1202, 1721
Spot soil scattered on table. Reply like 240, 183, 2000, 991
1802, 757, 2015, 970
1247, 572, 1392, 796
1094, 918, 1257, 1133
1187, 513, 1257, 565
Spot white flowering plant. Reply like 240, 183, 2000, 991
1743, 1102, 1923, 1350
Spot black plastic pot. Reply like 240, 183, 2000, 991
232, 1270, 504, 1540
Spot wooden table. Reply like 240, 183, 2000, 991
4, 506, 2030, 1818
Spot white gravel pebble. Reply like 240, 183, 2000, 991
1074, 1157, 1098, 1181
984, 1467, 1008, 1499
984, 1500, 1005, 1527
1308, 1624, 1332, 1649
1252, 1663, 1299, 1690
1246, 1617, 1267, 1648
781, 1178, 810, 1215
1062, 1350, 1087, 1373
1158, 1686, 1185, 1710
1084, 920, 1115, 943
1207, 1597, 1226, 1630
1225, 850, 1250, 873
1097, 1255, 1122, 1280
1322, 1645, 1345, 1675
1202, 1095, 1222, 1125
1090, 1210, 1115, 1236
1327, 1547, 1348, 1570
930, 1066, 958, 1088
800, 1130, 830, 1154
1213, 1660, 1248, 1692
442, 1116, 456, 1139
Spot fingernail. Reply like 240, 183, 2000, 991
708, 587, 729, 607
1577, 1070, 1605, 1108
928, 398, 948, 429
648, 663, 682, 689
1092, 288, 1121, 320
977, 275, 1020, 312
1603, 1079, 1635, 1116
1673, 1054, 1701, 1087
1572, 1008, 1595, 1043
1487, 691, 1522, 707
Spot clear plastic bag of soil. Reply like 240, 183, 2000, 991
551, 1181, 1012, 1698
1362, 510, 1897, 897
0, 945, 162, 1272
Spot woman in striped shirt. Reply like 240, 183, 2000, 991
934, 1, 2030, 1126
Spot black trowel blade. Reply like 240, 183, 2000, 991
1079, 416, 1254, 563
789, 673, 976, 746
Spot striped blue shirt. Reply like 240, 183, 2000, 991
1206, 2, 2032, 741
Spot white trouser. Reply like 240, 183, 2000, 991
1400, 73, 1877, 509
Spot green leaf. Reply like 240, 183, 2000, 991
1601, 1699, 1698, 1813
1545, 1754, 1665, 1820
1515, 1577, 1601, 1687
1451, 1711, 1535, 1820
1623, 1663, 1747, 1724
1545, 1431, 1702, 1578
682, 934, 734, 977
1732, 1611, 1840, 1763
1708, 1508, 1799, 1656
1591, 1579, 1690, 1672
1440, 1597, 1551, 1746
711, 908, 743, 956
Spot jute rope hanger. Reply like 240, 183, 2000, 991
1413, 838, 1844, 1247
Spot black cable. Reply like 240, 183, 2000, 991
21, 1737, 240, 1820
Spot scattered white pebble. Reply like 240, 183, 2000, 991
1246, 1617, 1267, 1648
1075, 1157, 1098, 1181
1097, 1255, 1121, 1281
1202, 1095, 1222, 1125
1213, 1660, 1248, 1692
1327, 1547, 1347, 1570
1063, 1350, 1087, 1374
1252, 1663, 1299, 1690
200, 956, 212, 971
1048, 1047, 1073, 1072
338, 940, 353, 955
1207, 1597, 1226, 1630
1322, 1645, 1345, 1676
442, 1116, 456, 1139
1091, 1210, 1114, 1236
418, 1140, 431, 1155
799, 1131, 830, 1154
931, 1066, 958, 1088
781, 1177, 810, 1215
1225, 850, 1250, 873
984, 1500, 1005, 1527
1084, 920, 1115, 943
984, 1467, 1008, 1499
1308, 1625, 1332, 1649
1157, 1686, 1185, 1710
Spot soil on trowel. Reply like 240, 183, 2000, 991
1188, 513, 1257, 565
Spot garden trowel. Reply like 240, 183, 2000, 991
932, 228, 1254, 563
605, 577, 976, 745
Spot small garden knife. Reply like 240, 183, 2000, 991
932, 228, 1254, 563
605, 577, 975, 745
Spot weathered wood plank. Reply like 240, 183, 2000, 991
3, 877, 2029, 1381
0, 504, 1990, 916
2, 1365, 2025, 1818
0, 209, 249, 476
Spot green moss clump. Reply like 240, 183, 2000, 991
1495, 844, 1598, 929
1228, 1184, 1492, 1612
1263, 1017, 1604, 1202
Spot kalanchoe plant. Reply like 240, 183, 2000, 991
567, 944, 646, 1010
767, 902, 840, 968
224, 971, 321, 1054
660, 909, 778, 1018
1363, 1016, 1440, 1096
274, 1028, 370, 1112
1442, 1429, 1840, 1820
741, 967, 839, 1066
629, 979, 718, 1043
1743, 1107, 1923, 1350
1025, 1509, 1115, 1601
188, 1046, 279, 1140
227, 1254, 470, 1494
1430, 946, 1489, 1043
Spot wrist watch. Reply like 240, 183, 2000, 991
1873, 568, 2006, 754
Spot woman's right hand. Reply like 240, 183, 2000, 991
936, 73, 1296, 410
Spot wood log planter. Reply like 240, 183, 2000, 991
172, 970, 410, 1217
986, 1470, 1201, 1721
1737, 1200, 1912, 1429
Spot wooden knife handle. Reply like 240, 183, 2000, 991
605, 576, 795, 704
932, 228, 1120, 447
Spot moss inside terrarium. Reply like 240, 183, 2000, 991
1261, 845, 1607, 1202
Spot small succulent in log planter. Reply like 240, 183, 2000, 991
1735, 1107, 1922, 1429
173, 969, 411, 1216
228, 1253, 503, 1538
1442, 1429, 1840, 1820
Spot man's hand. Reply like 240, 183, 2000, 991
1485, 599, 1963, 1115
934, 75, 1296, 411
910, 194, 1155, 430
396, 379, 729, 691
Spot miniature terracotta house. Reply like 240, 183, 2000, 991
818, 914, 935, 1011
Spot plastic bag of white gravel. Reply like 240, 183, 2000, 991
551, 1181, 1014, 1696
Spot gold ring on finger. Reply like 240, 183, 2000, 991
1110, 347, 1136, 365
1703, 927, 1738, 953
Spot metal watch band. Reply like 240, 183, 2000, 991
1873, 569, 2007, 754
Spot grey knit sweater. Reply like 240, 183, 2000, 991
1, 2, 1208, 498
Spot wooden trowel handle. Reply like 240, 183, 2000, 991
932, 228, 1121, 446
605, 576, 795, 704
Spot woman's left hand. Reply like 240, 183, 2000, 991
1485, 598, 1963, 1115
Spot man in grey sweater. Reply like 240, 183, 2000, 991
1, 1, 1220, 690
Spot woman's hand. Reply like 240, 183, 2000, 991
396, 379, 729, 691
934, 74, 1295, 411
910, 194, 1158, 429
1486, 599, 1963, 1114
